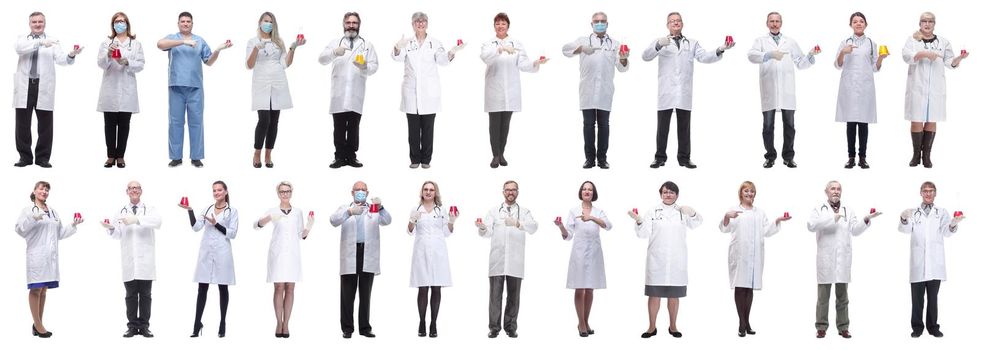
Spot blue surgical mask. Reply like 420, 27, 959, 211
114, 22, 127, 34
354, 190, 367, 203
593, 22, 607, 33
260, 22, 274, 34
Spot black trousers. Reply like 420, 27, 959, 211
655, 109, 692, 163
104, 112, 132, 158
332, 111, 362, 160
762, 109, 795, 161
15, 79, 53, 164
911, 280, 941, 333
406, 113, 436, 164
488, 275, 522, 333
124, 279, 152, 329
340, 243, 374, 334
845, 122, 869, 158
254, 110, 281, 149
488, 111, 513, 157
582, 109, 610, 162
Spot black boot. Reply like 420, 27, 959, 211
922, 131, 936, 168
858, 157, 870, 169
909, 131, 923, 167
844, 158, 856, 169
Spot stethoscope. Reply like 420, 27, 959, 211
406, 37, 435, 52
119, 204, 147, 216
819, 203, 848, 221
587, 33, 616, 51
845, 36, 875, 59
919, 36, 943, 53
667, 35, 692, 51
491, 40, 515, 48
30, 205, 56, 220
498, 203, 521, 222
911, 206, 939, 224
415, 204, 444, 224
202, 204, 232, 220
28, 32, 46, 40
652, 204, 684, 221
342, 37, 367, 52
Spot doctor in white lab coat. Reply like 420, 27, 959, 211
181, 180, 239, 337
476, 180, 538, 337
100, 181, 161, 337
902, 12, 968, 169
97, 12, 145, 169
407, 181, 457, 337
643, 12, 730, 170
747, 12, 817, 169
835, 12, 887, 169
14, 12, 81, 168
329, 181, 390, 337
898, 181, 965, 338
630, 181, 702, 338
481, 13, 544, 169
393, 12, 460, 169
320, 12, 379, 168
247, 12, 303, 169
15, 180, 82, 337
555, 181, 610, 337
805, 181, 877, 338
719, 181, 788, 336
562, 12, 628, 169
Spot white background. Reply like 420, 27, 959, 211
2, 0, 978, 349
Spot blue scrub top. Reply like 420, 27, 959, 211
165, 33, 212, 88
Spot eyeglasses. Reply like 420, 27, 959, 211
591, 19, 608, 24
127, 186, 142, 190
920, 19, 935, 24
278, 190, 292, 194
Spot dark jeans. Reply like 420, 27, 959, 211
488, 111, 513, 157
762, 109, 795, 161
911, 280, 941, 333
489, 275, 522, 333
254, 110, 281, 149
655, 109, 692, 163
407, 113, 436, 164
332, 111, 362, 160
340, 243, 374, 334
124, 279, 152, 330
15, 79, 53, 163
104, 112, 132, 158
582, 109, 610, 162
845, 122, 869, 158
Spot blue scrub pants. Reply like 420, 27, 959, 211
168, 86, 205, 160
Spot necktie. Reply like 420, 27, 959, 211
29, 34, 41, 79
132, 205, 138, 214
356, 206, 365, 243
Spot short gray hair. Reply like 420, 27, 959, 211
411, 12, 428, 23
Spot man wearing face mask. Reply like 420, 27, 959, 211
562, 12, 629, 169
643, 12, 733, 169
330, 181, 391, 338
476, 180, 537, 338
805, 181, 877, 339
14, 12, 83, 168
320, 12, 379, 169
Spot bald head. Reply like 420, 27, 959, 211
126, 180, 143, 204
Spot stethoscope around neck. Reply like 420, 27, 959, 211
911, 206, 938, 224
499, 203, 521, 221
119, 204, 147, 216
31, 205, 56, 219
653, 204, 683, 221
819, 203, 848, 219
845, 36, 874, 59
588, 33, 615, 50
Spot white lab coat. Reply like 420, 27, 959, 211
408, 206, 453, 287
330, 202, 392, 275
480, 37, 539, 112
96, 38, 144, 113
107, 202, 161, 281
898, 205, 956, 283
562, 34, 628, 110
15, 206, 77, 284
319, 36, 379, 114
642, 36, 722, 110
254, 207, 305, 283
563, 206, 611, 289
902, 36, 956, 122
719, 205, 781, 290
834, 35, 880, 123
747, 34, 815, 111
478, 203, 539, 278
13, 34, 74, 110
191, 205, 239, 285
805, 203, 869, 284
635, 204, 703, 286
392, 35, 450, 115
246, 37, 293, 111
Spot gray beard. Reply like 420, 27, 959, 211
344, 30, 358, 39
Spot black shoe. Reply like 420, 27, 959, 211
598, 160, 610, 169
490, 156, 500, 168
858, 158, 869, 169
33, 325, 53, 338
763, 159, 775, 168
679, 161, 697, 169
123, 328, 139, 338
168, 159, 183, 167
218, 322, 226, 338
583, 160, 595, 169
588, 328, 595, 335
911, 329, 923, 338
650, 160, 665, 168
265, 162, 274, 168
641, 328, 657, 338
140, 328, 154, 338
348, 158, 363, 168
342, 332, 352, 339
746, 328, 757, 335
579, 328, 589, 337
282, 333, 290, 338
928, 329, 944, 338
488, 331, 499, 338
738, 329, 746, 337
844, 158, 855, 169
14, 160, 32, 167
418, 322, 426, 337
499, 156, 509, 166
783, 160, 797, 168
36, 161, 52, 168
330, 159, 346, 168
506, 331, 517, 338
190, 323, 203, 338
191, 160, 204, 168
117, 160, 127, 168
253, 161, 261, 168
429, 324, 437, 338
359, 331, 375, 338
105, 159, 116, 168
668, 329, 683, 338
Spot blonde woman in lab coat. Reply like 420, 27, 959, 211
902, 12, 968, 168
834, 12, 887, 169
97, 12, 144, 169
16, 180, 83, 338
247, 12, 303, 168
254, 181, 313, 338
408, 181, 457, 337
554, 180, 611, 337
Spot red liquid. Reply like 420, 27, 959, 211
457, 39, 463, 46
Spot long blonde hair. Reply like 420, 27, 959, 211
418, 181, 442, 207
257, 12, 285, 51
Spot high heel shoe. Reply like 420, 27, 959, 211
33, 325, 53, 338
428, 323, 438, 338
218, 322, 226, 338
190, 323, 203, 338
417, 321, 426, 337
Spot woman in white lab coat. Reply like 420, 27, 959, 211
15, 181, 82, 337
180, 180, 239, 338
834, 12, 887, 169
902, 12, 968, 168
247, 12, 303, 168
554, 181, 611, 337
392, 12, 459, 169
719, 181, 788, 337
630, 181, 702, 338
97, 12, 144, 168
480, 12, 544, 168
254, 181, 313, 337
408, 181, 457, 337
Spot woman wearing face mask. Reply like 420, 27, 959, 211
834, 12, 887, 169
554, 181, 611, 337
720, 181, 789, 337
97, 12, 144, 168
902, 12, 968, 168
16, 181, 83, 338
247, 12, 304, 168
629, 181, 702, 338
180, 180, 239, 338
407, 181, 457, 337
